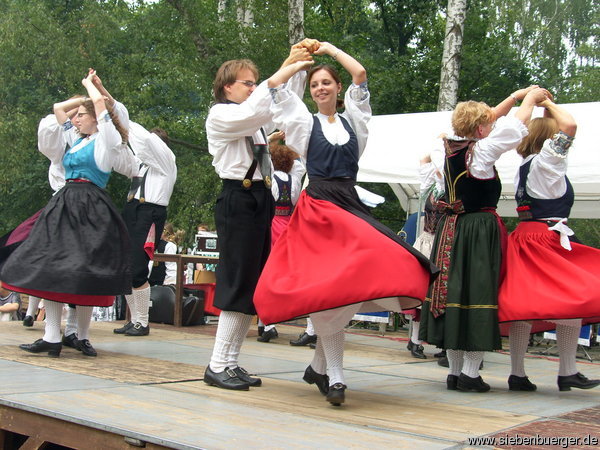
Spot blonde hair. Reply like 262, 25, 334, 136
451, 101, 495, 138
213, 59, 258, 104
517, 117, 559, 157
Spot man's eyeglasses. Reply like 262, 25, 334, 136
235, 80, 257, 88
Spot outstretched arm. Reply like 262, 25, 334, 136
540, 99, 577, 136
53, 97, 85, 125
268, 60, 314, 88
313, 42, 367, 85
493, 85, 541, 119
81, 69, 107, 117
91, 73, 116, 109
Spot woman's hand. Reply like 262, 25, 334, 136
82, 68, 96, 87
268, 130, 285, 143
293, 38, 320, 54
313, 41, 338, 58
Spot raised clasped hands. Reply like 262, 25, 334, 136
82, 68, 96, 86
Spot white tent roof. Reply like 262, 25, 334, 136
357, 102, 600, 218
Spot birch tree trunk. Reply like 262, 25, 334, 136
288, 0, 304, 45
437, 0, 467, 111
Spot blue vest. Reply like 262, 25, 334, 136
274, 173, 293, 216
515, 157, 574, 220
306, 115, 359, 180
63, 137, 111, 188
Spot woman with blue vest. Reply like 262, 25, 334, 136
499, 99, 600, 392
1, 69, 132, 357
254, 41, 436, 406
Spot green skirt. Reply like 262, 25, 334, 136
419, 211, 502, 351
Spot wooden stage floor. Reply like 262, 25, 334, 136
1, 320, 600, 449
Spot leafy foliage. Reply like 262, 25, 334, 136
0, 0, 598, 247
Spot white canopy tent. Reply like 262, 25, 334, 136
357, 102, 600, 218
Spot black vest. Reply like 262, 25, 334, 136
445, 141, 502, 212
306, 115, 359, 180
515, 157, 574, 220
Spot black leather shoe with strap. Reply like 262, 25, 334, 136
204, 366, 250, 391
290, 332, 318, 346
508, 375, 537, 391
19, 339, 62, 358
326, 383, 346, 406
558, 372, 600, 391
234, 367, 262, 387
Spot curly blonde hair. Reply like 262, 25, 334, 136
517, 117, 559, 157
451, 101, 495, 138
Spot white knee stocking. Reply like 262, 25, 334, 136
133, 287, 151, 327
125, 294, 137, 324
310, 336, 327, 374
410, 318, 422, 344
209, 311, 252, 372
64, 306, 77, 338
76, 306, 94, 340
509, 321, 532, 377
555, 319, 582, 376
321, 330, 345, 386
306, 317, 315, 336
42, 300, 63, 343
26, 296, 41, 318
446, 349, 464, 376
462, 351, 484, 378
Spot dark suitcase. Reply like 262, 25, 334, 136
149, 285, 205, 326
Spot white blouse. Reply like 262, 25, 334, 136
206, 72, 307, 181
514, 139, 569, 200
128, 122, 177, 206
270, 83, 371, 159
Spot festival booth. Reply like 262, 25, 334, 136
357, 102, 600, 219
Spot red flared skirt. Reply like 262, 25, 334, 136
498, 221, 600, 332
254, 191, 431, 325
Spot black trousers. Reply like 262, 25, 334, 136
122, 200, 167, 288
214, 179, 274, 314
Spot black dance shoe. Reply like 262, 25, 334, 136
234, 367, 262, 387
113, 321, 134, 334
508, 375, 537, 391
447, 374, 458, 390
303, 365, 329, 396
22, 315, 34, 327
125, 322, 150, 336
62, 333, 79, 349
75, 339, 97, 357
407, 340, 427, 359
290, 332, 318, 346
256, 327, 278, 342
457, 374, 490, 392
309, 342, 316, 349
19, 339, 61, 358
204, 366, 250, 391
437, 356, 449, 367
326, 383, 346, 406
558, 373, 600, 391
434, 349, 446, 358
257, 326, 265, 337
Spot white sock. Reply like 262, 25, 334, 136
209, 311, 252, 373
26, 296, 41, 317
64, 306, 77, 337
462, 351, 484, 378
447, 349, 464, 376
310, 336, 327, 374
321, 330, 345, 386
76, 306, 94, 340
509, 322, 532, 377
125, 293, 137, 324
264, 324, 276, 332
306, 318, 315, 336
134, 287, 151, 327
42, 300, 63, 343
410, 318, 421, 344
555, 319, 582, 376
257, 319, 264, 327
